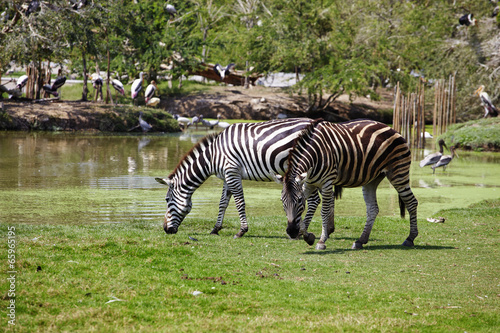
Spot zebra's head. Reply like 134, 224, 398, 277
275, 172, 307, 239
155, 177, 192, 234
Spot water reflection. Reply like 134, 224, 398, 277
1, 131, 499, 225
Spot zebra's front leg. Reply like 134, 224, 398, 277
353, 177, 383, 249
225, 173, 248, 238
300, 187, 320, 246
302, 188, 320, 231
316, 184, 335, 250
211, 182, 232, 235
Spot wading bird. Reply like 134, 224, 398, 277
475, 85, 498, 117
432, 146, 457, 174
16, 75, 28, 90
201, 114, 220, 129
420, 139, 448, 168
459, 13, 476, 26
131, 72, 144, 105
42, 85, 59, 97
165, 3, 177, 17
145, 80, 158, 104
139, 112, 152, 132
51, 75, 66, 91
213, 63, 235, 81
111, 78, 125, 97
147, 97, 160, 107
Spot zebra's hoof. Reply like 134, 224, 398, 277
352, 242, 363, 249
402, 239, 414, 247
210, 230, 220, 236
304, 233, 316, 246
315, 242, 326, 250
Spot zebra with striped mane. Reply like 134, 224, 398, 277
277, 119, 418, 250
155, 118, 321, 238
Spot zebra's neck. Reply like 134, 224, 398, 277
286, 120, 322, 180
169, 134, 217, 192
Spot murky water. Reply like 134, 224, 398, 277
1, 131, 499, 226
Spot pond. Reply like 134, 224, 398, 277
1, 131, 499, 229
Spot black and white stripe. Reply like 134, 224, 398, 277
155, 118, 321, 238
278, 119, 418, 250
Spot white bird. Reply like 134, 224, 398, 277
218, 120, 231, 129
432, 146, 458, 174
71, 0, 87, 10
420, 139, 447, 168
147, 97, 160, 107
459, 13, 476, 26
16, 75, 28, 90
201, 114, 220, 129
139, 112, 152, 132
111, 78, 125, 96
474, 85, 498, 118
165, 4, 177, 16
89, 73, 103, 89
213, 63, 235, 81
131, 72, 144, 104
144, 80, 158, 104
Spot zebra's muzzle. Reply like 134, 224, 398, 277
164, 223, 178, 234
286, 221, 300, 239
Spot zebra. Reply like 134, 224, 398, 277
155, 118, 322, 238
276, 119, 418, 250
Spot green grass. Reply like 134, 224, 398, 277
1, 199, 499, 332
438, 118, 500, 151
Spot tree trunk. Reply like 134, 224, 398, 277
82, 52, 88, 101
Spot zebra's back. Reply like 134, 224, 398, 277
212, 118, 315, 181
296, 119, 411, 188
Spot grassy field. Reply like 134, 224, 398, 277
1, 199, 499, 332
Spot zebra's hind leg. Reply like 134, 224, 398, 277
211, 182, 232, 235
225, 172, 249, 239
353, 175, 384, 249
397, 187, 418, 247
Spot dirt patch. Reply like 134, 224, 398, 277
0, 87, 394, 131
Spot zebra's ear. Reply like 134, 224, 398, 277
273, 174, 283, 185
155, 177, 172, 186
296, 172, 308, 184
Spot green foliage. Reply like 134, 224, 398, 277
438, 117, 500, 151
1, 1, 499, 119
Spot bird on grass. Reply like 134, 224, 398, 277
139, 112, 152, 132
213, 63, 235, 81
131, 72, 145, 105
16, 75, 28, 90
459, 13, 476, 26
165, 3, 177, 17
51, 75, 66, 91
432, 146, 458, 174
42, 85, 59, 97
420, 139, 448, 168
474, 85, 498, 118
145, 80, 158, 104
147, 97, 160, 107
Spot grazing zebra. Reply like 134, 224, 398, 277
277, 119, 418, 250
155, 118, 321, 238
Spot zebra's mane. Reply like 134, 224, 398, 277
168, 133, 219, 178
284, 118, 325, 180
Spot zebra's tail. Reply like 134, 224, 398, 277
334, 185, 343, 200
398, 195, 406, 218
